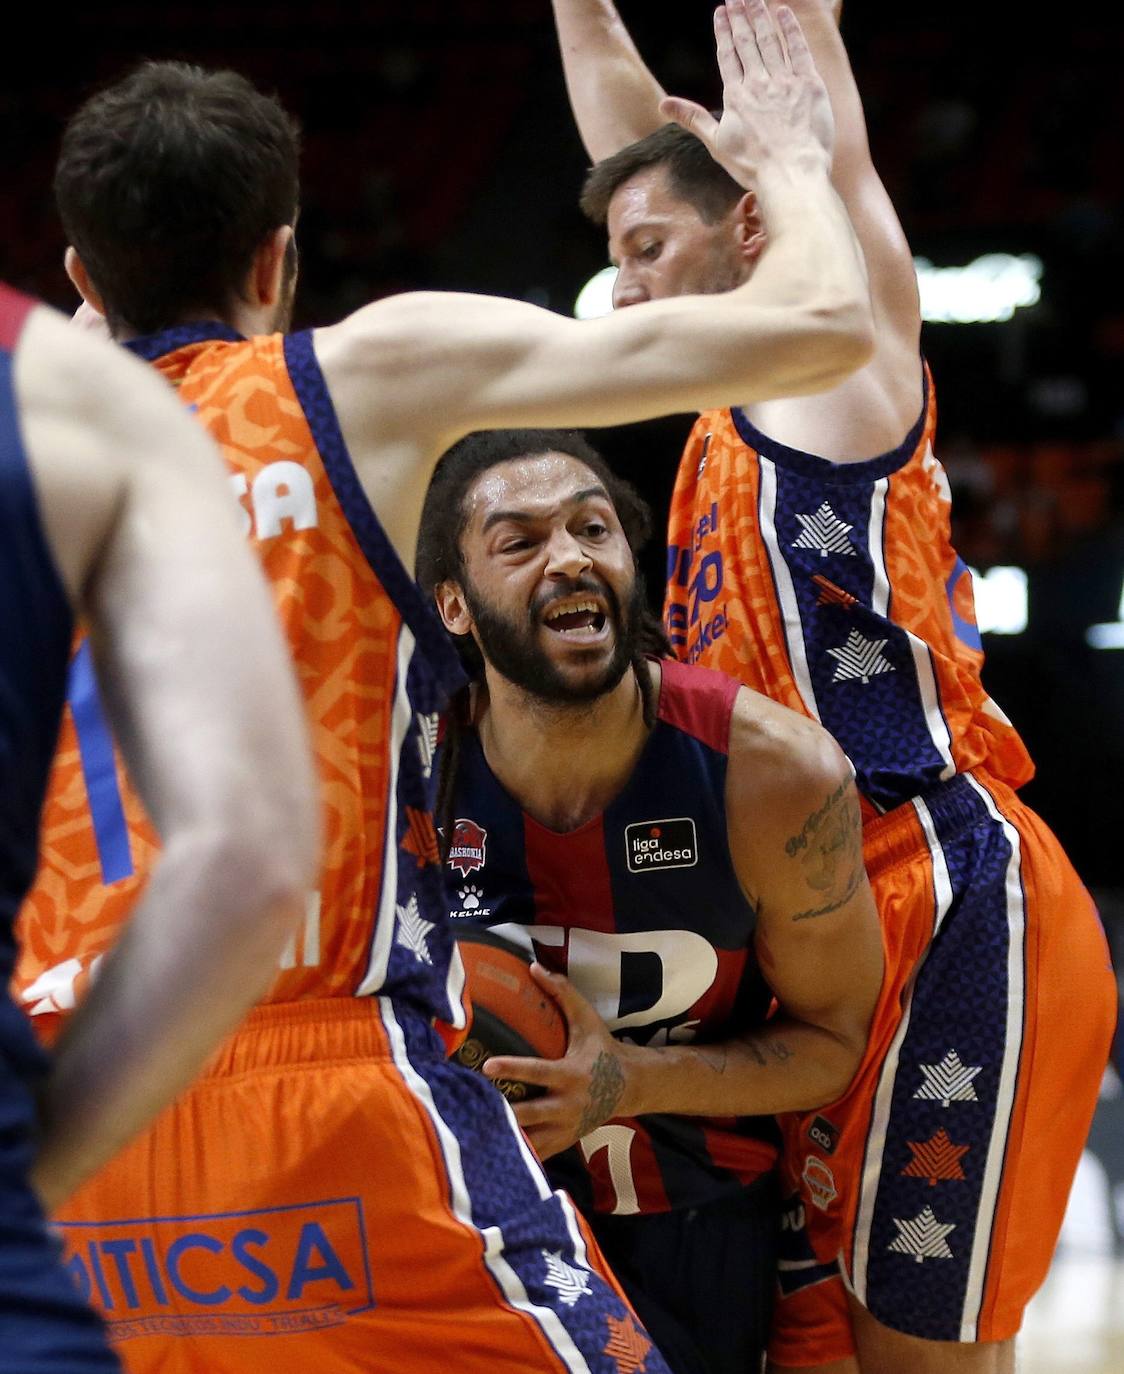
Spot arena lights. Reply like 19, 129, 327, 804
915, 254, 1042, 325
574, 254, 1044, 324
1086, 580, 1124, 649
970, 566, 1028, 636
574, 266, 618, 320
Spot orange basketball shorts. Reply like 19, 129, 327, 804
52, 997, 670, 1374
769, 771, 1117, 1367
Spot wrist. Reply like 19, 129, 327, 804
613, 1037, 652, 1119
752, 151, 833, 192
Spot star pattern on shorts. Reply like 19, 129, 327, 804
913, 1049, 983, 1107
888, 1206, 956, 1263
604, 1312, 653, 1374
394, 894, 433, 965
541, 1250, 592, 1307
901, 1129, 971, 1186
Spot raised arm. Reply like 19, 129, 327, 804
17, 306, 319, 1209
777, 0, 919, 348
316, 0, 873, 565
550, 0, 669, 160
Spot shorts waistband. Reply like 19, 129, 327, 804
862, 772, 1007, 879
197, 997, 442, 1078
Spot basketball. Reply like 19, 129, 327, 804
453, 926, 568, 1102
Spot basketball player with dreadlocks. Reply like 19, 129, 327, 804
15, 5, 876, 1372
418, 428, 885, 1374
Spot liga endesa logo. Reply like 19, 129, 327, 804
58, 1199, 373, 1340
624, 818, 698, 874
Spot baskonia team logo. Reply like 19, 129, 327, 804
447, 818, 487, 878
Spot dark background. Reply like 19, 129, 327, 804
2, 2, 1122, 918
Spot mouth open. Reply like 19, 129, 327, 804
542, 597, 609, 641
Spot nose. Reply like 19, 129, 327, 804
612, 264, 647, 310
543, 526, 592, 580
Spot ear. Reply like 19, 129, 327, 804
433, 580, 474, 637
247, 225, 294, 308
732, 191, 767, 265
64, 247, 107, 317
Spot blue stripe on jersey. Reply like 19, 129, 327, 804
856, 775, 1023, 1341
279, 330, 465, 1023
281, 331, 464, 695
762, 461, 951, 808
384, 999, 668, 1374
67, 642, 134, 884
946, 556, 983, 653
124, 322, 243, 362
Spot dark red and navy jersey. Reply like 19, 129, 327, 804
0, 285, 65, 1114
445, 657, 780, 1216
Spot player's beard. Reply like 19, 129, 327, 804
464, 572, 644, 706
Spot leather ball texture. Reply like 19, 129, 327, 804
453, 926, 568, 1101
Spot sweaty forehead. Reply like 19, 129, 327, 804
607, 166, 692, 239
464, 454, 605, 529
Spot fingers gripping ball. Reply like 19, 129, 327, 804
454, 928, 567, 1101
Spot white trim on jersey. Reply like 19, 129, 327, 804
908, 636, 957, 782
443, 939, 469, 1033
377, 997, 596, 1374
913, 796, 954, 941
357, 626, 415, 997
959, 775, 1026, 1342
867, 478, 892, 618
848, 792, 953, 1301
758, 456, 823, 721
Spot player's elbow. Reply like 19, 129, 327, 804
177, 773, 320, 947
178, 812, 314, 952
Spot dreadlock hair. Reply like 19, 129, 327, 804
579, 122, 742, 228
416, 428, 671, 859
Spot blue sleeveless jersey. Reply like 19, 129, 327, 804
445, 657, 780, 1215
0, 285, 70, 1124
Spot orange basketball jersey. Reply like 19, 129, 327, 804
15, 324, 467, 1040
664, 369, 1033, 814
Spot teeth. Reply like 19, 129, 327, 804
544, 598, 600, 622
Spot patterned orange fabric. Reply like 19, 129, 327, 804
664, 374, 1033, 815
15, 332, 403, 1028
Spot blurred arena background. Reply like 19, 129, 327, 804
1, 3, 1120, 1364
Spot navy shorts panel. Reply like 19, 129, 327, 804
586, 1171, 779, 1374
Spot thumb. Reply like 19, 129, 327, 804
659, 96, 719, 148
529, 962, 592, 1026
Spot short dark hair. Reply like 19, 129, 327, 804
417, 429, 670, 857
580, 122, 742, 227
55, 61, 301, 336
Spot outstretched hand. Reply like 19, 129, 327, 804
660, 0, 834, 188
483, 963, 632, 1161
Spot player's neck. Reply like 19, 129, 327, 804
475, 668, 650, 834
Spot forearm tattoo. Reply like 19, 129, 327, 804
577, 1050, 625, 1137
